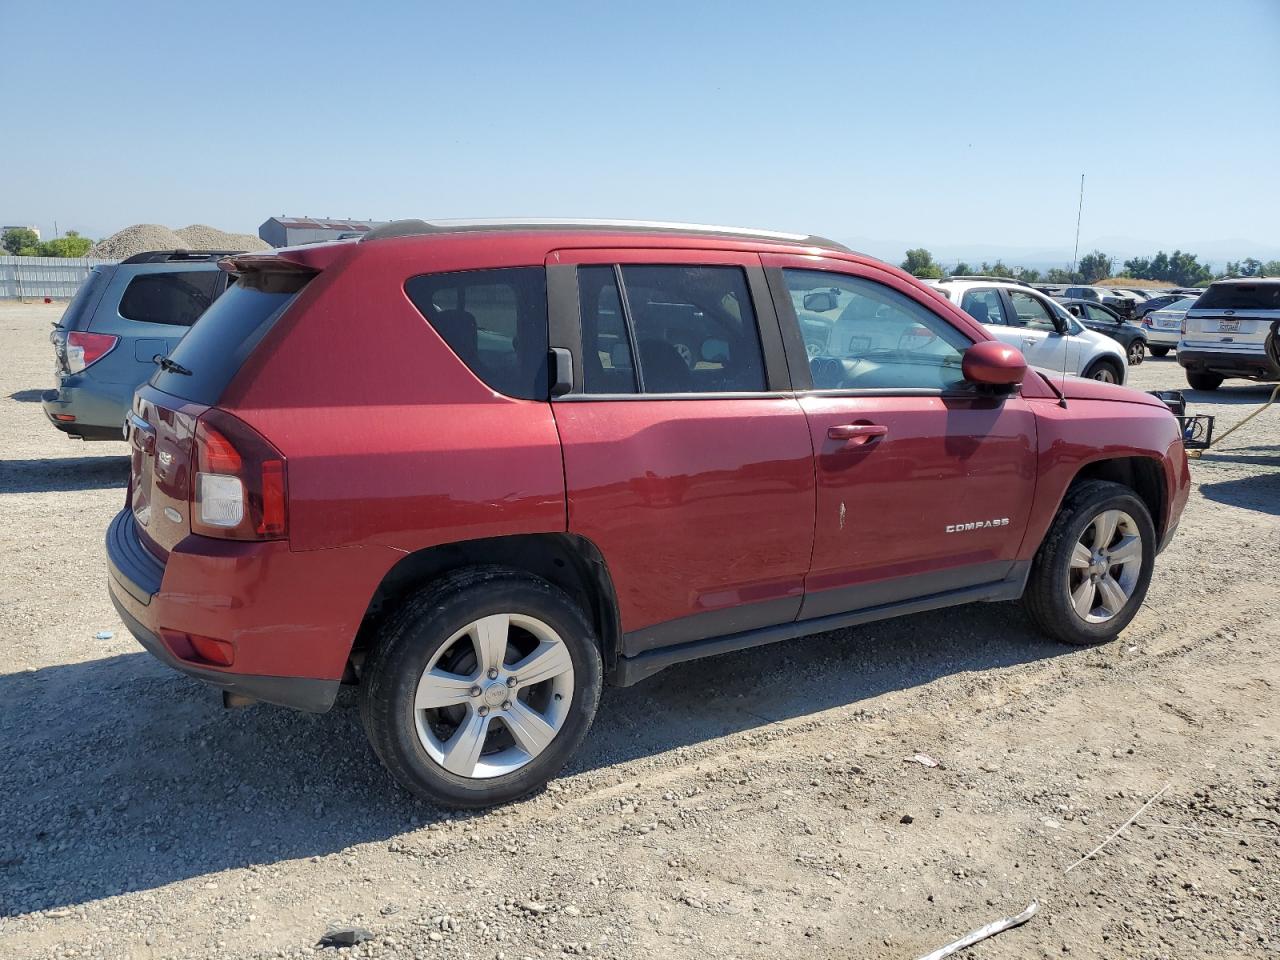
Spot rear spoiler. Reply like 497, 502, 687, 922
217, 242, 350, 276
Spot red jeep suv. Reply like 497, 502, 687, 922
107, 219, 1190, 806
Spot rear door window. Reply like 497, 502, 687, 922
960, 288, 1008, 326
118, 270, 221, 326
151, 272, 309, 404
405, 267, 549, 400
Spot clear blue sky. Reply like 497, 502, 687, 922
4, 0, 1278, 265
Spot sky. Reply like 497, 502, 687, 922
3, 0, 1278, 266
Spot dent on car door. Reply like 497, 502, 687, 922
763, 258, 1039, 618
547, 250, 816, 657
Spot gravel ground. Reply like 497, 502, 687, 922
1, 301, 1277, 959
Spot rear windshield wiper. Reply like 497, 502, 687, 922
153, 355, 192, 376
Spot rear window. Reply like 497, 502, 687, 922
119, 269, 222, 326
150, 272, 308, 405
1192, 283, 1280, 311
59, 266, 113, 331
404, 267, 549, 400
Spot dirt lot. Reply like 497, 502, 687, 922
1, 300, 1277, 960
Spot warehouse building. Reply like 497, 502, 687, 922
258, 216, 385, 248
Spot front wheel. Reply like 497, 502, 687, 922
1149, 345, 1171, 357
360, 568, 603, 807
1127, 340, 1145, 366
1186, 370, 1223, 391
1023, 480, 1155, 646
1083, 358, 1123, 384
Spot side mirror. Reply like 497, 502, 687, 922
802, 291, 838, 312
962, 340, 1026, 391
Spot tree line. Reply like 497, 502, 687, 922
2, 227, 93, 258
900, 247, 1280, 287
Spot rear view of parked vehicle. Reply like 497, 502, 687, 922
1178, 279, 1280, 390
928, 278, 1129, 383
106, 220, 1189, 807
42, 251, 240, 439
1140, 296, 1196, 356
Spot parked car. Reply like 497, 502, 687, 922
1140, 296, 1198, 356
1062, 286, 1138, 318
1059, 298, 1147, 366
107, 219, 1190, 806
928, 278, 1129, 383
1134, 293, 1195, 321
42, 251, 241, 439
1178, 278, 1280, 390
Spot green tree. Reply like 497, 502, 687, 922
1012, 266, 1041, 283
901, 248, 944, 279
1123, 250, 1211, 286
1077, 250, 1113, 283
2, 227, 39, 255
1262, 260, 1280, 277
38, 231, 92, 258
1045, 267, 1077, 283
950, 261, 974, 276
978, 260, 1014, 278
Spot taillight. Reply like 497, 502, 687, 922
1141, 316, 1153, 328
66, 331, 119, 372
190, 409, 287, 541
1180, 318, 1188, 335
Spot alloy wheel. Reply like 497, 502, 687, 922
413, 613, 574, 779
1127, 341, 1144, 365
1067, 509, 1143, 623
1091, 365, 1118, 383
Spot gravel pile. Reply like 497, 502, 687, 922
174, 224, 269, 253
89, 223, 268, 260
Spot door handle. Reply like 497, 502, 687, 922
828, 423, 888, 444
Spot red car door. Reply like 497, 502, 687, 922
762, 254, 1038, 619
547, 248, 816, 656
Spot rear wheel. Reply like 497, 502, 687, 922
1083, 358, 1123, 384
1127, 340, 1145, 366
1149, 345, 1171, 357
360, 568, 603, 807
1186, 370, 1223, 391
1023, 480, 1155, 646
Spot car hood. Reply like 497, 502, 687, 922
1034, 368, 1169, 408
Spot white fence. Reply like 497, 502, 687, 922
0, 256, 120, 300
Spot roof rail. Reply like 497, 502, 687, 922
358, 218, 850, 251
937, 275, 1034, 287
120, 249, 246, 264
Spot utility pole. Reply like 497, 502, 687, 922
1071, 174, 1084, 278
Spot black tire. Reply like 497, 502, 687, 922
1127, 340, 1145, 366
1023, 480, 1156, 646
1083, 357, 1124, 385
1148, 346, 1171, 357
1186, 370, 1223, 391
360, 567, 603, 808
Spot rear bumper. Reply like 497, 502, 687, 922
105, 508, 344, 713
1177, 347, 1280, 381
1144, 328, 1180, 347
42, 376, 132, 439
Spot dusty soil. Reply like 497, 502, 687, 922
1, 300, 1276, 959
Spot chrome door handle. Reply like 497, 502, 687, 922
828, 423, 888, 444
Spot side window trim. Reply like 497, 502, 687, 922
554, 259, 787, 400
611, 264, 647, 393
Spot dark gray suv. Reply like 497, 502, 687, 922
42, 250, 240, 439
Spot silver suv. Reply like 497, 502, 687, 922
1177, 279, 1280, 390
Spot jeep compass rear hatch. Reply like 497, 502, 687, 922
128, 256, 315, 561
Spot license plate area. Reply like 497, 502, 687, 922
1218, 319, 1240, 332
